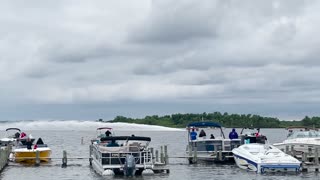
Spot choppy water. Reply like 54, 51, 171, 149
0, 121, 319, 180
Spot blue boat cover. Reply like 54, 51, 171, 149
187, 122, 222, 128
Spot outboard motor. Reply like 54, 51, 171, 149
123, 155, 136, 177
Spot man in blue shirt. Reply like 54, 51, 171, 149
190, 129, 197, 140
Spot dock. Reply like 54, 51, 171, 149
0, 146, 11, 172
282, 145, 320, 172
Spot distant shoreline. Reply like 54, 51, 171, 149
103, 112, 320, 128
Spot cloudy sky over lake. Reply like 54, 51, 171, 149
1, 0, 319, 121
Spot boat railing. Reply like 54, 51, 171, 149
188, 139, 241, 152
100, 148, 153, 166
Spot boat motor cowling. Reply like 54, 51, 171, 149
124, 155, 136, 177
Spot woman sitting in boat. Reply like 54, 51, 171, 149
199, 129, 206, 138
20, 132, 27, 139
107, 139, 119, 147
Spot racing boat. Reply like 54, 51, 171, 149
232, 143, 301, 173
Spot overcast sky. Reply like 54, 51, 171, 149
0, 0, 320, 121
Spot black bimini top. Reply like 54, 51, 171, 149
100, 136, 151, 142
5, 128, 21, 132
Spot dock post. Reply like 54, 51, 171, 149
285, 145, 289, 154
315, 147, 319, 165
308, 146, 313, 156
160, 146, 164, 163
192, 147, 198, 163
164, 145, 169, 165
155, 150, 159, 163
218, 151, 223, 161
302, 152, 307, 162
35, 150, 40, 166
89, 145, 93, 166
62, 150, 67, 168
291, 145, 296, 157
188, 144, 192, 163
150, 147, 154, 163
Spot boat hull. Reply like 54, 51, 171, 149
232, 144, 301, 173
14, 148, 51, 163
233, 153, 300, 173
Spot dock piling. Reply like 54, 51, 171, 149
193, 143, 197, 163
160, 146, 164, 163
62, 150, 67, 168
35, 150, 40, 166
155, 150, 159, 163
315, 147, 319, 165
164, 145, 168, 165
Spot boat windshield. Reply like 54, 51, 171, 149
287, 131, 320, 139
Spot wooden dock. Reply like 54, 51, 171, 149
0, 146, 11, 173
281, 145, 320, 172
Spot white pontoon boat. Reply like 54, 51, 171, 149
186, 122, 241, 163
90, 133, 154, 176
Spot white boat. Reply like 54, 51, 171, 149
239, 127, 267, 144
232, 143, 301, 173
0, 128, 21, 146
90, 129, 154, 176
186, 122, 241, 163
273, 128, 320, 152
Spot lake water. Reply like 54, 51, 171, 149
0, 121, 319, 180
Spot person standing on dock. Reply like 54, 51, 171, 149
190, 129, 197, 141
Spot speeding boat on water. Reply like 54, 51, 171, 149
186, 122, 241, 163
232, 143, 301, 173
273, 127, 320, 152
90, 128, 154, 176
12, 137, 51, 163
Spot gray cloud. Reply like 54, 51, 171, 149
0, 0, 320, 120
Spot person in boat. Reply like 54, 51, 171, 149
26, 138, 32, 150
20, 132, 27, 139
105, 130, 112, 137
229, 128, 239, 139
107, 139, 119, 147
190, 129, 197, 141
210, 134, 215, 139
255, 128, 261, 137
15, 132, 20, 138
287, 129, 293, 137
199, 129, 206, 138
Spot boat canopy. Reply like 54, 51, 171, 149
97, 127, 112, 130
288, 131, 320, 139
100, 136, 151, 142
187, 122, 222, 128
5, 128, 21, 132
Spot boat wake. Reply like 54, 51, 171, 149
0, 120, 182, 131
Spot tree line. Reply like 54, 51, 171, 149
104, 112, 320, 128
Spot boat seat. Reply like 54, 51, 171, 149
99, 146, 128, 153
129, 142, 140, 152
37, 144, 48, 148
